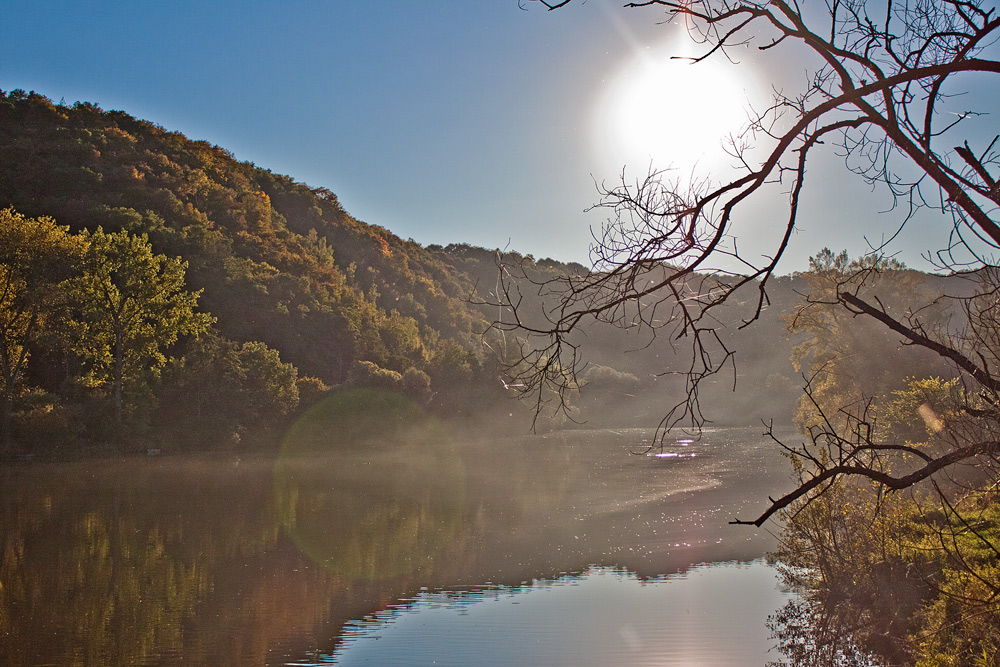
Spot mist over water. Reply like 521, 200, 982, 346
0, 395, 796, 665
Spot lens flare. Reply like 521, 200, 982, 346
273, 388, 465, 580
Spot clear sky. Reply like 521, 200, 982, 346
1, 1, 995, 272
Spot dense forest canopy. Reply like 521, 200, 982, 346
0, 89, 593, 451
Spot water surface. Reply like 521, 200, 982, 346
0, 423, 795, 666
325, 561, 789, 667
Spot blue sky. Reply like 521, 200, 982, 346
1, 1, 994, 271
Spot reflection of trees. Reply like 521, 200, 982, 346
767, 597, 882, 667
0, 425, 786, 664
275, 389, 467, 580
0, 459, 330, 666
1, 464, 207, 666
274, 451, 465, 580
0, 447, 518, 665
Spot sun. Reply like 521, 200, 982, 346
594, 46, 757, 176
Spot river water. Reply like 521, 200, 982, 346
0, 416, 797, 666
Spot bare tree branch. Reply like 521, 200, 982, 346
733, 439, 1000, 527
498, 1, 1000, 505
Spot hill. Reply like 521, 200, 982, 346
0, 90, 592, 451
0, 89, 958, 456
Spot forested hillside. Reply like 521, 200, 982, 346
0, 90, 491, 380
0, 89, 957, 457
0, 90, 571, 452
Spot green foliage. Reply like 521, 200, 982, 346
772, 252, 1000, 663
0, 89, 491, 394
10, 390, 86, 450
294, 375, 329, 409
907, 492, 1000, 664
400, 367, 432, 401
0, 89, 529, 448
11, 90, 808, 440
0, 90, 867, 445
786, 249, 950, 433
774, 478, 1000, 665
0, 208, 85, 448
72, 227, 212, 426
154, 334, 299, 448
582, 364, 639, 388
350, 360, 403, 389
880, 377, 963, 447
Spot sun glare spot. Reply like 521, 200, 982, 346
594, 45, 758, 177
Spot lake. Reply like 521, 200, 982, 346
0, 416, 797, 666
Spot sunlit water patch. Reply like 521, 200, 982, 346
294, 560, 791, 667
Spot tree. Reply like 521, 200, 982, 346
153, 333, 299, 447
0, 208, 85, 449
509, 2, 1000, 657
73, 228, 212, 428
501, 0, 1000, 518
783, 250, 952, 433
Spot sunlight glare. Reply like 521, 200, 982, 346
595, 45, 757, 177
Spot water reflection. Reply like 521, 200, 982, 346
320, 561, 791, 667
274, 389, 465, 580
0, 406, 794, 666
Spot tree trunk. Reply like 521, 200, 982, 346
112, 315, 124, 452
114, 326, 123, 426
0, 394, 12, 455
